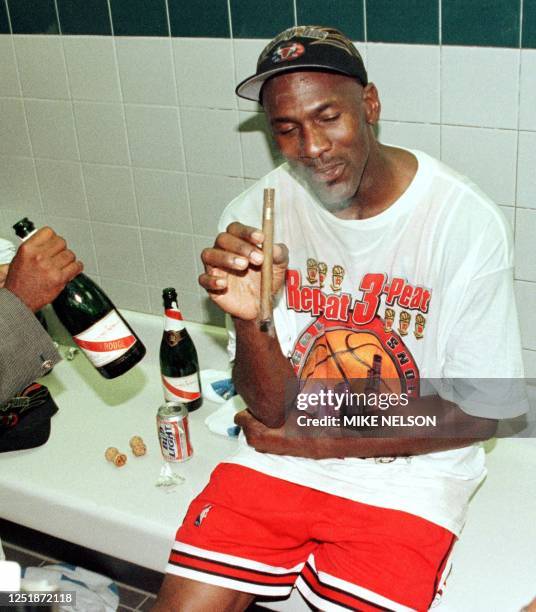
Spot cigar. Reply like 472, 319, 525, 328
260, 188, 275, 332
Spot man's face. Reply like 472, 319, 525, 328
262, 71, 376, 210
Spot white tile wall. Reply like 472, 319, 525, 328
73, 101, 129, 164
441, 46, 519, 129
515, 281, 536, 351
174, 38, 236, 110
140, 228, 197, 293
25, 99, 78, 160
515, 209, 536, 282
116, 38, 177, 106
523, 350, 536, 382
367, 44, 440, 124
239, 110, 282, 179
83, 164, 138, 225
181, 107, 242, 176
517, 131, 536, 209
0, 98, 31, 156
519, 50, 536, 131
378, 121, 440, 159
14, 36, 69, 100
99, 277, 150, 313
0, 38, 21, 96
441, 125, 517, 205
63, 37, 121, 102
35, 159, 88, 219
0, 35, 534, 346
133, 168, 191, 232
125, 104, 184, 170
0, 156, 42, 213
92, 222, 145, 282
189, 173, 244, 236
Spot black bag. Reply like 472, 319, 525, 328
0, 383, 58, 452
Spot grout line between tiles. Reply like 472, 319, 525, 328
3, 542, 59, 565
58, 33, 100, 276
10, 36, 47, 219
3, 0, 12, 34
108, 27, 151, 303
363, 0, 367, 42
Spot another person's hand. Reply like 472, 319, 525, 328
0, 263, 8, 288
4, 227, 83, 312
199, 222, 288, 320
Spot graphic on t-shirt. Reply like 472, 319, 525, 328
286, 265, 430, 398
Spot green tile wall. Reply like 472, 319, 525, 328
57, 0, 111, 35
169, 0, 230, 37
367, 0, 439, 44
8, 0, 59, 34
296, 0, 364, 40
110, 0, 169, 36
442, 0, 520, 47
0, 0, 9, 33
523, 0, 536, 47
2, 0, 535, 47
230, 0, 294, 38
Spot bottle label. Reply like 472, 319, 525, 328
164, 308, 185, 332
162, 373, 201, 403
73, 310, 136, 367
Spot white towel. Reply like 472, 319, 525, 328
0, 238, 16, 265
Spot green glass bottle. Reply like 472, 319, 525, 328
160, 287, 202, 411
13, 217, 146, 379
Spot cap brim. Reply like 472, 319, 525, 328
235, 63, 354, 102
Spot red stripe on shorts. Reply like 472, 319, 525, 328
300, 562, 393, 612
168, 550, 299, 588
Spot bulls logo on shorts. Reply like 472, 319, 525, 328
194, 504, 212, 527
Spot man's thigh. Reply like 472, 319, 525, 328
153, 574, 255, 612
296, 493, 456, 611
166, 464, 314, 598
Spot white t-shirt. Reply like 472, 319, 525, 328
218, 148, 527, 535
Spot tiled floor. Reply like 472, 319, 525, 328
1, 541, 157, 611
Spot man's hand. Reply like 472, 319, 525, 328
4, 227, 83, 312
235, 409, 299, 455
199, 222, 288, 320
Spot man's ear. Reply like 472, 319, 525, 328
362, 83, 381, 125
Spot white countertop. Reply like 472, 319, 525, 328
1, 309, 536, 611
0, 310, 238, 572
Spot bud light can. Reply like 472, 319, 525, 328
157, 402, 193, 462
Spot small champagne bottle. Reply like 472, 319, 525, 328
159, 287, 202, 411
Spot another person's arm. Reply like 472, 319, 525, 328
0, 227, 83, 403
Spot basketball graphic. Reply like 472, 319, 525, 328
293, 314, 420, 398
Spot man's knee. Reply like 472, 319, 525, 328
153, 574, 255, 612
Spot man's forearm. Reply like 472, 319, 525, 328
232, 318, 295, 428
238, 394, 498, 458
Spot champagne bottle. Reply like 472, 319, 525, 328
13, 217, 146, 379
160, 287, 202, 411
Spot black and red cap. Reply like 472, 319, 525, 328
236, 25, 368, 103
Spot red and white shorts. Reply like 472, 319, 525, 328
166, 464, 455, 611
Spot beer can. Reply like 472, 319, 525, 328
156, 402, 193, 462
